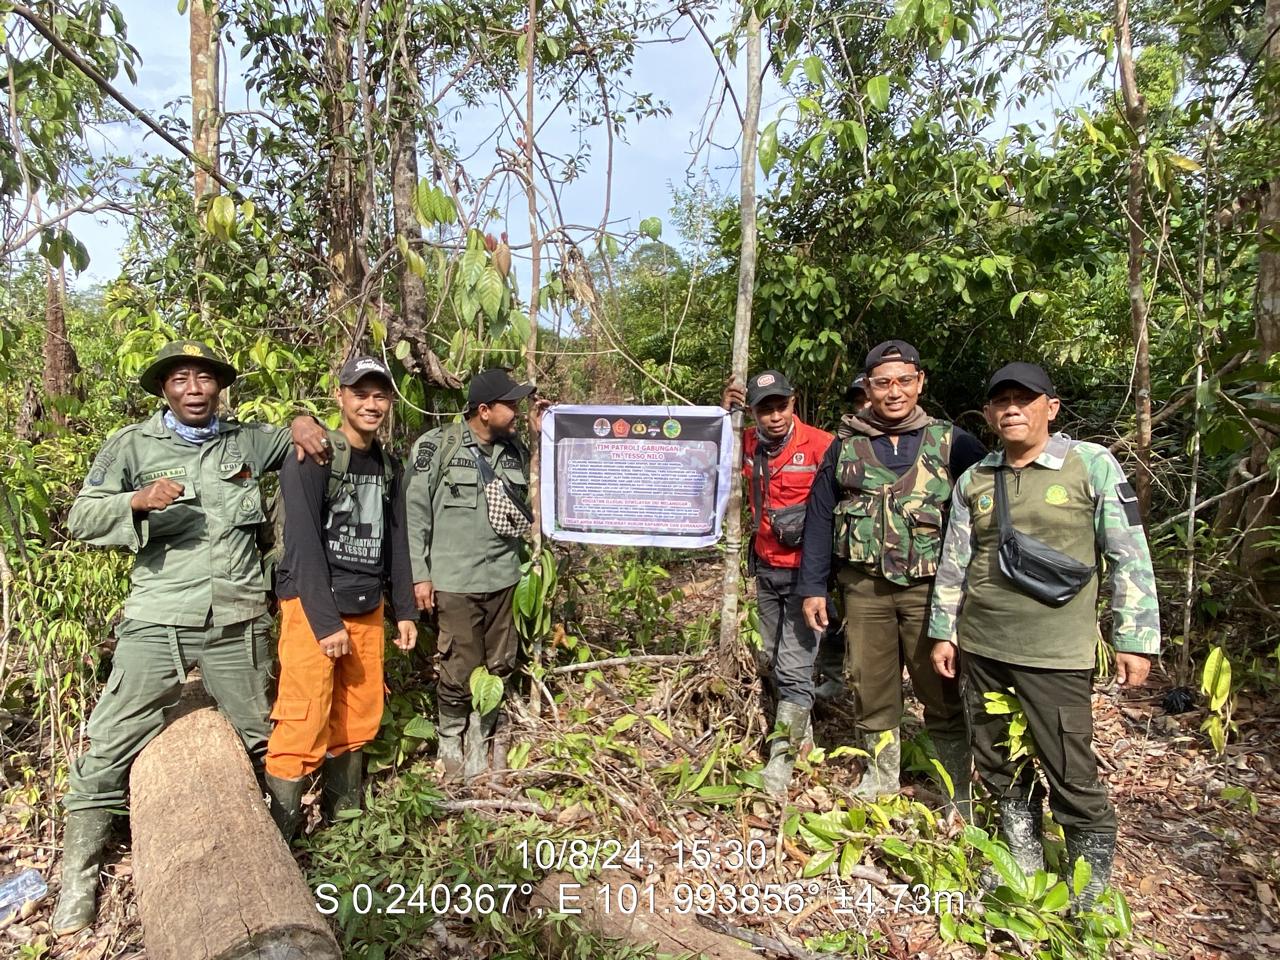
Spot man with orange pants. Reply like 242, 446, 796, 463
263, 355, 418, 837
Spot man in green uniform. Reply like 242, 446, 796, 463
405, 368, 547, 781
801, 340, 985, 809
51, 340, 328, 935
929, 362, 1160, 910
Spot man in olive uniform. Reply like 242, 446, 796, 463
930, 363, 1160, 910
405, 368, 547, 780
51, 341, 328, 935
801, 340, 985, 809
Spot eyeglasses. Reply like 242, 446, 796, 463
868, 374, 920, 390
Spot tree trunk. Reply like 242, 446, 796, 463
1116, 0, 1152, 520
716, 12, 762, 675
1242, 0, 1280, 601
190, 0, 220, 203
42, 259, 78, 426
130, 698, 340, 960
389, 93, 431, 374
324, 0, 364, 318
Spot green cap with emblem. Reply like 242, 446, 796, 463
138, 340, 238, 397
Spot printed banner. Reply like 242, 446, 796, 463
540, 405, 734, 547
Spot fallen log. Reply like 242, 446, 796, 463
129, 695, 339, 960
530, 872, 760, 959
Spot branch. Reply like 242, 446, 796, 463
10, 4, 244, 198
549, 653, 705, 675
1150, 472, 1269, 534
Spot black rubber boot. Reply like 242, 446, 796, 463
264, 773, 306, 839
321, 749, 364, 821
1064, 827, 1115, 912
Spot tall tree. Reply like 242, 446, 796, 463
190, 0, 221, 202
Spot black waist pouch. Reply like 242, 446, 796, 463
767, 502, 808, 548
994, 467, 1095, 608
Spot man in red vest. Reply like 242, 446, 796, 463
725, 370, 835, 796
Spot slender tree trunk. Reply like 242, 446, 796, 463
189, 0, 220, 202
1116, 0, 1152, 520
324, 1, 364, 318
716, 11, 762, 674
42, 259, 78, 427
1242, 0, 1280, 601
389, 87, 430, 371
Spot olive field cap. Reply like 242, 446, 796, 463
746, 370, 794, 407
864, 339, 922, 373
339, 355, 394, 388
138, 340, 238, 397
986, 361, 1057, 399
468, 367, 535, 407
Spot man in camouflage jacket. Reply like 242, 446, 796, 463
929, 362, 1160, 911
801, 340, 985, 808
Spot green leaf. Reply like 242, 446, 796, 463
1042, 880, 1070, 912
469, 667, 505, 715
1072, 854, 1092, 896
394, 340, 411, 361
1202, 646, 1231, 712
1009, 291, 1029, 317
802, 847, 837, 878
803, 55, 823, 85
644, 715, 672, 739
610, 714, 640, 734
1167, 152, 1201, 173
476, 266, 505, 320
402, 716, 435, 739
849, 120, 867, 154
639, 216, 662, 240
507, 742, 531, 770
866, 75, 891, 111
988, 843, 1030, 897
759, 121, 779, 176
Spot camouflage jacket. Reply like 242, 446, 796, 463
928, 433, 1161, 669
832, 421, 953, 587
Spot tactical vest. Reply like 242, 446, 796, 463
832, 421, 954, 586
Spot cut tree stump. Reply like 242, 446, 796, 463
530, 872, 760, 959
129, 689, 339, 960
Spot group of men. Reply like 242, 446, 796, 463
733, 339, 1160, 910
52, 342, 542, 935
52, 335, 1159, 933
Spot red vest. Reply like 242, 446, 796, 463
742, 418, 833, 568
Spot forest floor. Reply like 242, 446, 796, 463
1, 558, 1276, 960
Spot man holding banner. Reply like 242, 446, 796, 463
724, 371, 834, 797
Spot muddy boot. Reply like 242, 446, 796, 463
264, 773, 306, 840
464, 708, 499, 780
322, 749, 364, 821
761, 701, 810, 798
437, 705, 467, 781
852, 727, 900, 801
932, 735, 974, 821
1064, 828, 1115, 912
50, 808, 113, 936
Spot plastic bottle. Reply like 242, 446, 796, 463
0, 868, 48, 922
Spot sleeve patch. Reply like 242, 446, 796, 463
1116, 481, 1142, 526
414, 441, 438, 472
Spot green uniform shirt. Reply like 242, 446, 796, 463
68, 411, 292, 627
928, 433, 1161, 669
404, 423, 530, 594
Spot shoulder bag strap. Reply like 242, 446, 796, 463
993, 464, 1014, 543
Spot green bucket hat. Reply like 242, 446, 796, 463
138, 340, 238, 397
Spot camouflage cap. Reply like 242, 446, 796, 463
138, 340, 238, 397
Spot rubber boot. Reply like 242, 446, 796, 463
761, 701, 810, 797
50, 808, 113, 936
264, 773, 306, 840
851, 727, 900, 801
437, 705, 467, 780
932, 735, 974, 821
1063, 828, 1115, 912
322, 749, 364, 821
464, 708, 499, 780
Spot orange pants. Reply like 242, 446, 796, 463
265, 598, 386, 780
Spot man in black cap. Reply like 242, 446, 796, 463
723, 371, 836, 795
799, 339, 986, 810
929, 362, 1159, 910
262, 355, 419, 837
53, 339, 329, 934
404, 368, 549, 780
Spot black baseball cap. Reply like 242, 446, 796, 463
987, 361, 1057, 399
338, 355, 393, 388
746, 370, 794, 407
864, 339, 921, 373
845, 373, 868, 400
468, 367, 535, 407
